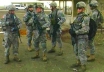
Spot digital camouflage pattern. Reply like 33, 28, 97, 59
33, 10, 50, 53
1, 13, 22, 57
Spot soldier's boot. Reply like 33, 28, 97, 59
43, 53, 47, 61
71, 60, 81, 68
4, 56, 10, 64
31, 50, 40, 59
28, 46, 33, 52
86, 54, 90, 57
13, 55, 21, 62
57, 48, 63, 56
78, 65, 86, 72
48, 47, 55, 53
87, 54, 95, 62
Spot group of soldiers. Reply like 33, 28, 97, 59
0, 0, 103, 72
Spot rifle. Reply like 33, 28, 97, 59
69, 24, 76, 46
33, 13, 43, 35
11, 14, 22, 43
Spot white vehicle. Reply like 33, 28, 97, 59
13, 4, 26, 10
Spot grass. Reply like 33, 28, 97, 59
0, 10, 104, 72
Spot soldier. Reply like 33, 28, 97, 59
48, 2, 66, 56
23, 5, 34, 52
31, 3, 50, 61
69, 1, 90, 72
87, 0, 103, 61
1, 5, 22, 64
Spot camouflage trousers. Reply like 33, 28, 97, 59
73, 35, 88, 65
51, 30, 62, 48
26, 26, 34, 46
33, 30, 47, 53
88, 37, 95, 55
3, 32, 19, 57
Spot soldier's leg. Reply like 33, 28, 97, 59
71, 44, 81, 68
87, 38, 95, 61
41, 41, 47, 61
4, 33, 11, 64
41, 34, 47, 61
56, 32, 63, 56
26, 27, 33, 51
48, 35, 56, 53
31, 38, 40, 59
12, 36, 21, 62
78, 38, 87, 72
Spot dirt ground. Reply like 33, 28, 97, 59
0, 10, 104, 72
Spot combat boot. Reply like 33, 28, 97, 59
13, 55, 21, 62
31, 50, 40, 59
43, 52, 47, 61
78, 65, 86, 72
86, 54, 90, 57
70, 60, 81, 68
57, 48, 63, 56
87, 54, 95, 62
4, 56, 10, 64
48, 47, 55, 53
28, 46, 33, 52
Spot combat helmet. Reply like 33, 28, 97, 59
36, 3, 44, 9
76, 1, 86, 8
6, 5, 15, 11
50, 2, 57, 7
27, 5, 33, 9
89, 0, 98, 7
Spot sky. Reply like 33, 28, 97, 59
0, 0, 37, 6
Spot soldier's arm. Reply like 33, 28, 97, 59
91, 11, 98, 22
42, 14, 50, 28
75, 16, 90, 35
23, 12, 31, 22
1, 15, 10, 26
57, 10, 66, 25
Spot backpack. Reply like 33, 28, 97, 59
88, 10, 103, 40
88, 18, 97, 40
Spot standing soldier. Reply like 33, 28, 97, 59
69, 1, 90, 72
48, 2, 66, 56
87, 0, 103, 61
23, 5, 34, 52
1, 5, 22, 64
31, 3, 50, 61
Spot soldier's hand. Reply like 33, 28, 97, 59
46, 28, 50, 30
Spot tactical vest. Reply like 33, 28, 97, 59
49, 9, 60, 25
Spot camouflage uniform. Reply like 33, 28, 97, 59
31, 4, 50, 61
48, 2, 66, 55
69, 1, 90, 72
23, 5, 34, 51
1, 5, 22, 64
88, 0, 99, 61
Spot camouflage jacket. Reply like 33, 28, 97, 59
49, 9, 66, 26
34, 12, 50, 31
23, 11, 34, 26
1, 13, 22, 32
72, 12, 90, 35
90, 9, 99, 26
